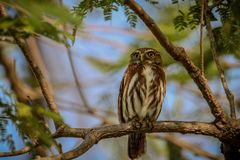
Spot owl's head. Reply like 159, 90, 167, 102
130, 48, 162, 65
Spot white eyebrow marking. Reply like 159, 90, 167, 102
145, 49, 154, 53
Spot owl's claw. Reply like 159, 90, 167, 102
133, 120, 142, 129
130, 118, 154, 130
142, 118, 154, 130
131, 118, 142, 129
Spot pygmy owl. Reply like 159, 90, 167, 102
118, 48, 166, 159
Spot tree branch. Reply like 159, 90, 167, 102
200, 0, 205, 73
38, 121, 220, 160
1, 121, 220, 159
204, 5, 236, 119
124, 0, 228, 123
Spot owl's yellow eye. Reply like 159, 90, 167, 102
147, 51, 155, 57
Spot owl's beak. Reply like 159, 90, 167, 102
140, 54, 144, 61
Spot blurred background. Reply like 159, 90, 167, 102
0, 0, 239, 159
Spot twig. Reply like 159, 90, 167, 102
153, 134, 223, 160
200, 0, 205, 73
0, 146, 32, 157
58, 0, 94, 114
204, 5, 236, 119
63, 33, 93, 111
124, 0, 228, 123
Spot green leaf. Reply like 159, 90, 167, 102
36, 106, 64, 124
1, 0, 80, 43
15, 102, 62, 147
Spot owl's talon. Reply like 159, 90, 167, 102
131, 118, 142, 129
135, 121, 142, 129
142, 118, 154, 130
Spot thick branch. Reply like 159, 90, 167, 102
205, 6, 236, 119
0, 121, 225, 159
42, 121, 220, 160
124, 0, 228, 122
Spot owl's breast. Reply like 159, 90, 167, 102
137, 65, 157, 118
121, 64, 164, 122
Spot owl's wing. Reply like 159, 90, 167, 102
118, 77, 125, 123
159, 68, 166, 97
118, 64, 139, 123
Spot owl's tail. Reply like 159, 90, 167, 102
128, 133, 146, 159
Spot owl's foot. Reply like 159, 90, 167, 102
131, 118, 142, 129
142, 118, 154, 130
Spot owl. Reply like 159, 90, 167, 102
118, 48, 166, 159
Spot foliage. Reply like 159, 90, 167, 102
72, 0, 138, 29
0, 0, 80, 43
14, 102, 63, 146
0, 87, 16, 151
171, 0, 240, 57
72, 0, 159, 30
0, 87, 63, 151
173, 5, 200, 31
124, 6, 138, 27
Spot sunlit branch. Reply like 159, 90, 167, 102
36, 121, 221, 160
